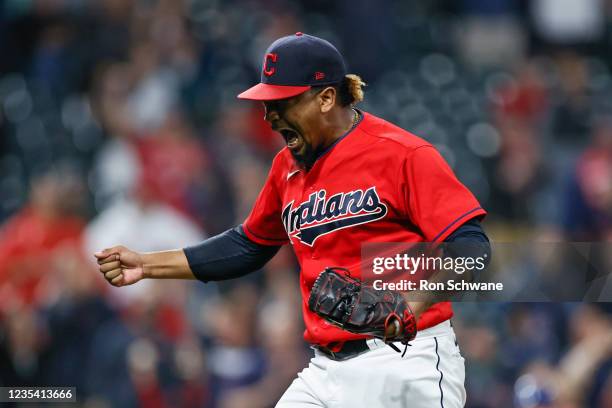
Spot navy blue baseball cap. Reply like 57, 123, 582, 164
238, 32, 347, 101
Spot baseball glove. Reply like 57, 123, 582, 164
308, 267, 417, 347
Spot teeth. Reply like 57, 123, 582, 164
281, 130, 300, 149
287, 134, 298, 147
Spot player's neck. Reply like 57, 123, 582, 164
320, 107, 356, 148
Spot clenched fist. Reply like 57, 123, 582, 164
94, 246, 146, 287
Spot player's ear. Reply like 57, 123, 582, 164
317, 87, 336, 113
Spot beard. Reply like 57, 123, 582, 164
290, 142, 318, 170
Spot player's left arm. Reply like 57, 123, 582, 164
404, 218, 491, 318
400, 145, 491, 318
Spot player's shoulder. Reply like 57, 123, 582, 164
359, 111, 433, 153
269, 147, 298, 177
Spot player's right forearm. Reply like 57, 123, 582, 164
141, 250, 197, 280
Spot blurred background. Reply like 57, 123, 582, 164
0, 0, 611, 407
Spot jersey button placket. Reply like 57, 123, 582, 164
301, 183, 317, 259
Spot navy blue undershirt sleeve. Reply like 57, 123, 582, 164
184, 224, 282, 282
445, 218, 489, 243
444, 218, 491, 275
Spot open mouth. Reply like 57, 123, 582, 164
276, 126, 314, 167
280, 129, 301, 150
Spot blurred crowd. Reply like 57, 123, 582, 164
0, 0, 611, 407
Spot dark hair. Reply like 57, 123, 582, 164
312, 74, 366, 107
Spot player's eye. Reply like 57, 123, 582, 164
264, 99, 290, 115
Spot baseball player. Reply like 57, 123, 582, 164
95, 33, 490, 407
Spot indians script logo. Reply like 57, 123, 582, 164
282, 187, 388, 246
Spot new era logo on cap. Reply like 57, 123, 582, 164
237, 33, 347, 101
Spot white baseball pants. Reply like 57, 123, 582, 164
276, 320, 466, 408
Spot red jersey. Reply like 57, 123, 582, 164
243, 111, 486, 346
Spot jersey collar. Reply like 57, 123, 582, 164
313, 108, 364, 163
